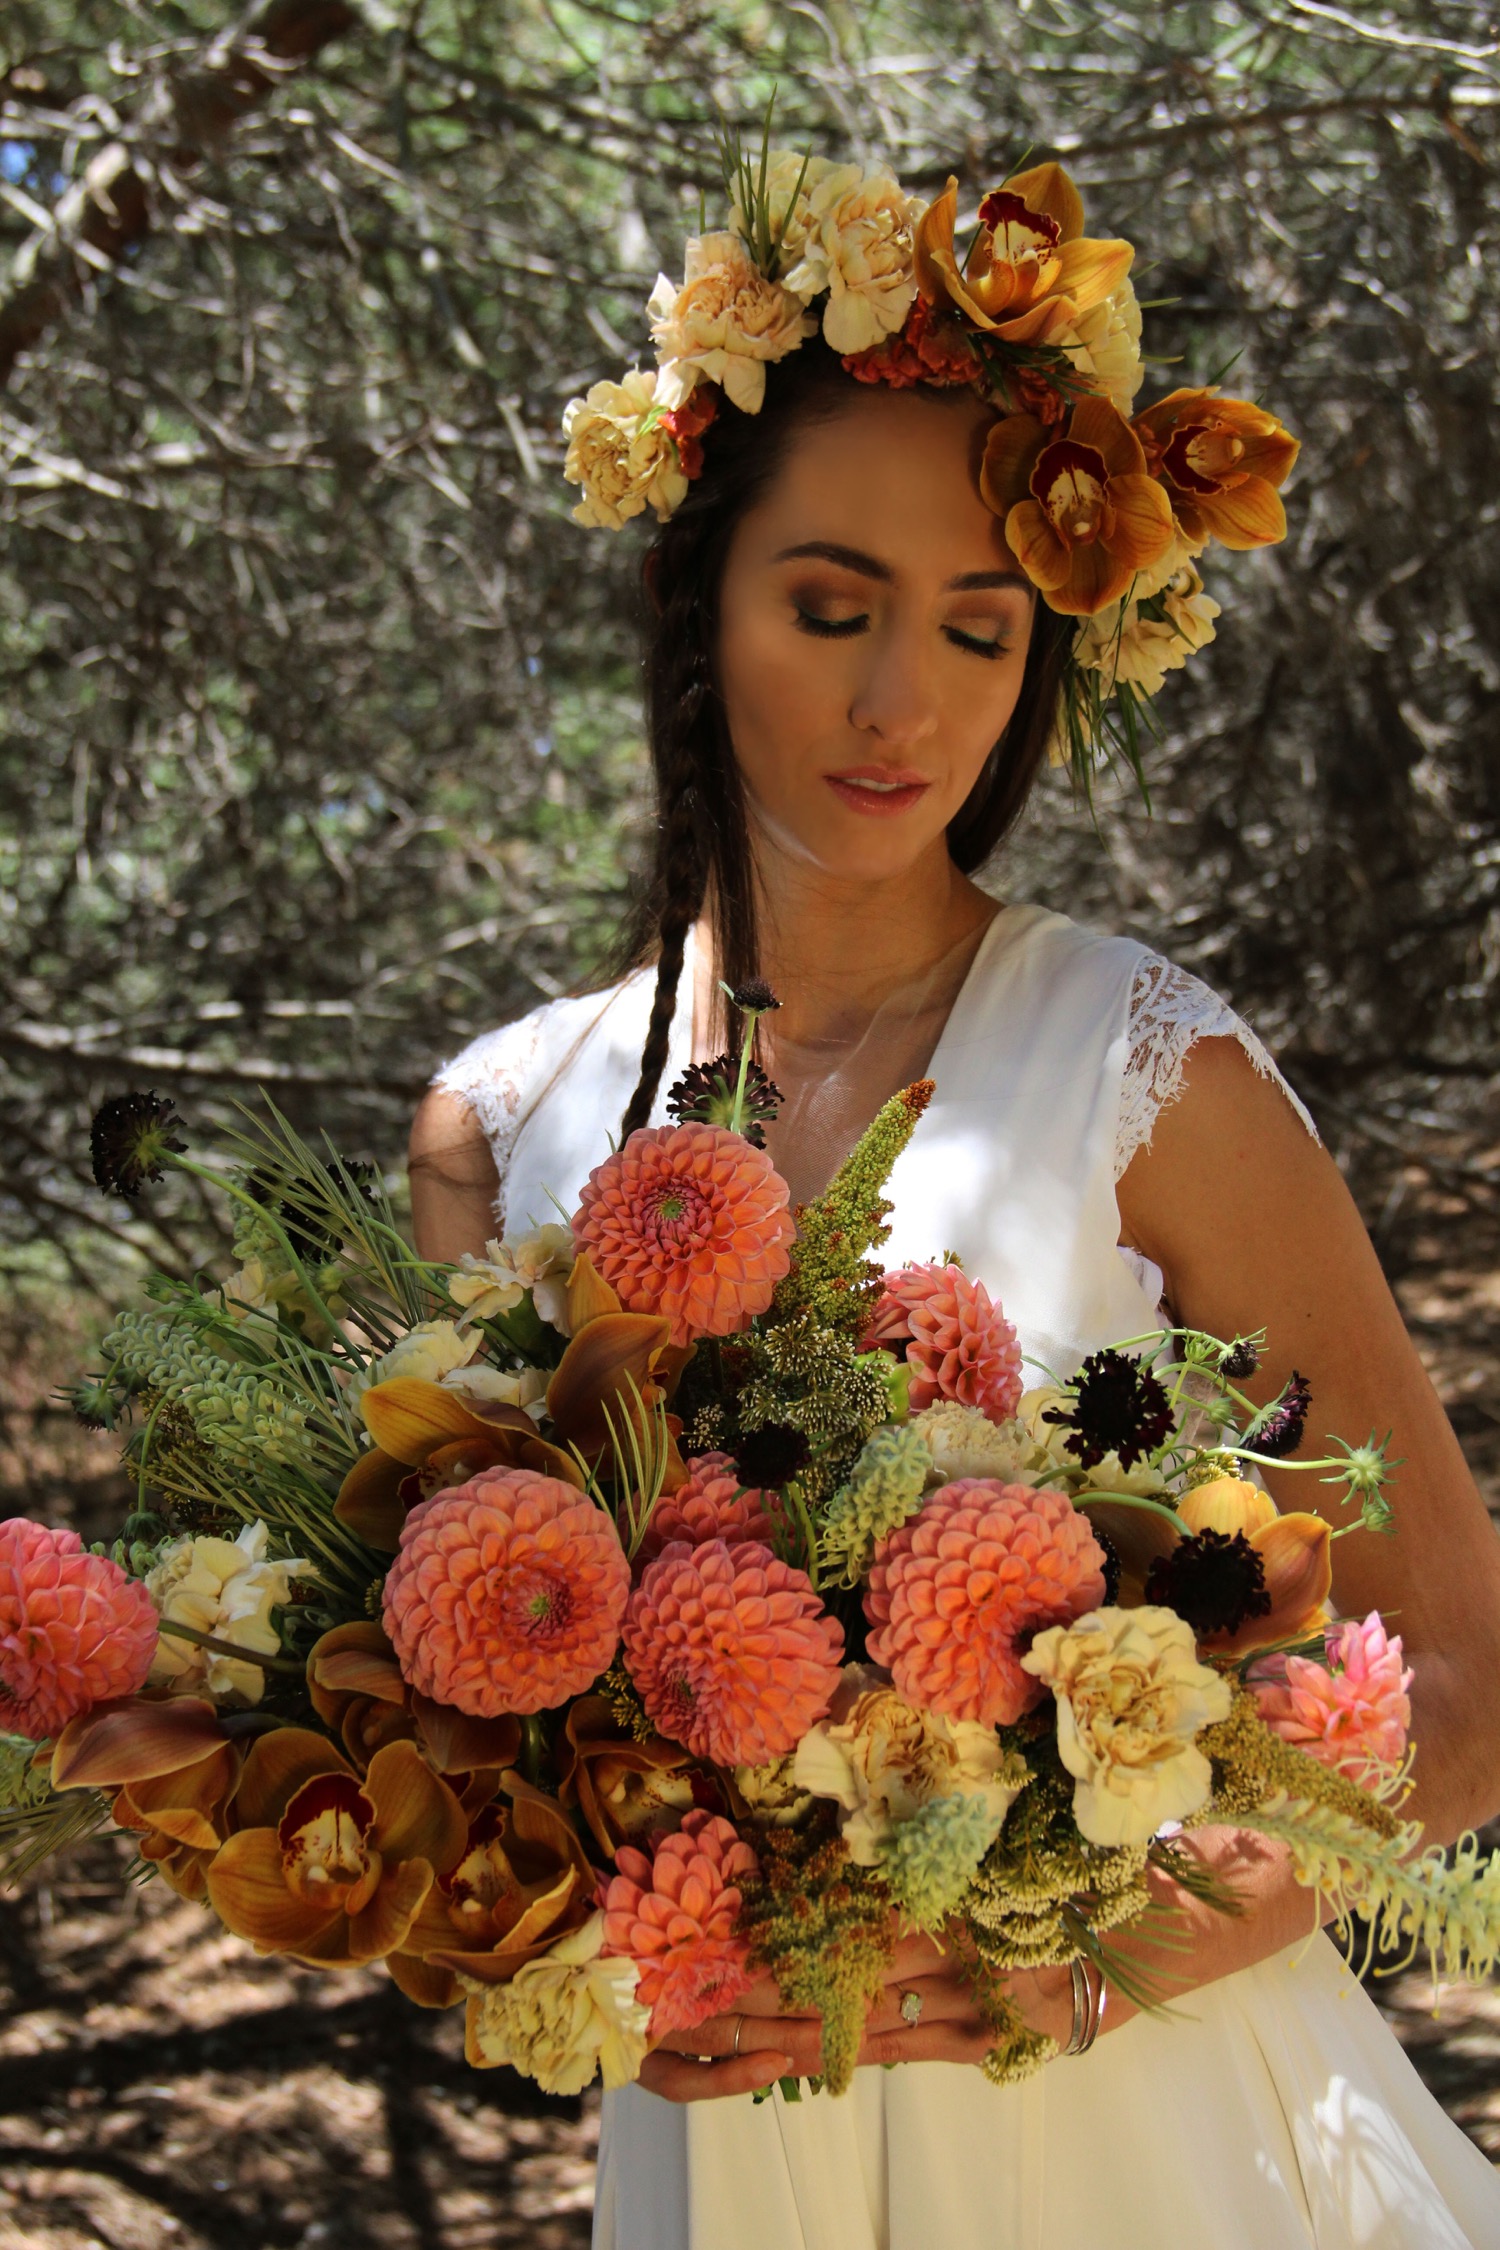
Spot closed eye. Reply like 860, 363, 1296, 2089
794, 607, 1013, 661
945, 625, 1011, 660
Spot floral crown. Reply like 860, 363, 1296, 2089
561, 129, 1299, 793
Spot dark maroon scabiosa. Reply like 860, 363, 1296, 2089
665, 1055, 783, 1149
725, 979, 780, 1016
1219, 1336, 1261, 1380
245, 1156, 379, 1263
1145, 1528, 1272, 1640
90, 1091, 187, 1198
731, 1422, 811, 1492
1246, 1371, 1313, 1460
1044, 1348, 1173, 1471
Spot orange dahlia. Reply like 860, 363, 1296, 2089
865, 1480, 1106, 1727
0, 1517, 158, 1740
622, 1539, 843, 1766
864, 1263, 1023, 1423
637, 1452, 782, 1565
599, 1807, 759, 2037
571, 1124, 794, 1348
382, 1468, 630, 1718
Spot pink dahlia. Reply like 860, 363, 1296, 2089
0, 1517, 158, 1741
865, 1480, 1106, 1727
636, 1452, 782, 1566
599, 1807, 759, 2037
863, 1262, 1023, 1423
571, 1123, 794, 1348
1251, 1612, 1412, 1777
622, 1538, 843, 1766
382, 1467, 630, 1718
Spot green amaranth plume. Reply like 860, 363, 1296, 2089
769, 1078, 934, 1340
740, 1817, 896, 2097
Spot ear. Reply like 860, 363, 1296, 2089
641, 546, 664, 617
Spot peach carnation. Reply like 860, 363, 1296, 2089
1251, 1612, 1412, 1777
637, 1452, 782, 1565
382, 1468, 630, 1718
0, 1517, 158, 1741
865, 1480, 1106, 1727
864, 1262, 1023, 1422
571, 1123, 794, 1348
622, 1538, 843, 1766
599, 1807, 759, 2037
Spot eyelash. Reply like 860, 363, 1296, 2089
792, 607, 1010, 662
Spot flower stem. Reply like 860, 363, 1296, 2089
155, 1618, 306, 1676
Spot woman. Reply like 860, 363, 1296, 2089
409, 154, 1500, 2247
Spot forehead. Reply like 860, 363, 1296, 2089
747, 384, 1012, 570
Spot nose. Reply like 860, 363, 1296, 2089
847, 614, 940, 750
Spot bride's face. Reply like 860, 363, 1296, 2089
716, 384, 1037, 886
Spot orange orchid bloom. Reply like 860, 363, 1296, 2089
306, 1619, 520, 1803
545, 1307, 690, 1491
336, 1379, 584, 1551
1177, 1475, 1334, 1658
1132, 388, 1299, 550
914, 164, 1132, 350
205, 1727, 468, 1967
981, 396, 1176, 615
556, 1692, 701, 1859
52, 1694, 239, 1903
387, 1780, 598, 2014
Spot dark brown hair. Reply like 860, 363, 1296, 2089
617, 335, 1072, 1136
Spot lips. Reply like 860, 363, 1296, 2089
823, 766, 932, 818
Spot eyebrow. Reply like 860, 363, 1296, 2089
770, 539, 1030, 593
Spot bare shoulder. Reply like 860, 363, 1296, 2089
408, 1086, 501, 1263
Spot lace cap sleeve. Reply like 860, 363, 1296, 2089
1116, 952, 1318, 1181
431, 1009, 549, 1229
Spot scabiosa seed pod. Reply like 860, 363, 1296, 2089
89, 1092, 187, 1198
726, 979, 780, 1015
1219, 1336, 1261, 1380
1247, 1371, 1313, 1460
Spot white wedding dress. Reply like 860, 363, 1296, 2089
437, 904, 1500, 2250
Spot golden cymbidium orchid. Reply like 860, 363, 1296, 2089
51, 1694, 239, 1903
556, 1692, 700, 1860
204, 1727, 468, 1968
980, 396, 1177, 616
335, 1379, 584, 1551
914, 164, 1132, 351
387, 1780, 598, 2020
306, 1619, 519, 1805
1132, 388, 1300, 550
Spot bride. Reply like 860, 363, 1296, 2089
407, 152, 1500, 2248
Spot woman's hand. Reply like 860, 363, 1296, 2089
636, 1930, 1078, 2102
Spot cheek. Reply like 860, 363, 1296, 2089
718, 611, 845, 797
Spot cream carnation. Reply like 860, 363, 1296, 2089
781, 163, 922, 354
1021, 1604, 1233, 1848
448, 1225, 573, 1328
910, 1401, 1031, 1485
649, 233, 814, 414
439, 1363, 548, 1414
562, 368, 688, 532
794, 1673, 1025, 1865
1056, 271, 1145, 414
463, 1912, 650, 2094
1073, 562, 1221, 698
147, 1519, 308, 1706
359, 1318, 479, 1395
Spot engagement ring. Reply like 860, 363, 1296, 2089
899, 1989, 924, 2027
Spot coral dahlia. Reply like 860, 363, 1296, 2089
1251, 1612, 1412, 1778
571, 1124, 794, 1348
863, 1262, 1023, 1423
865, 1480, 1106, 1727
0, 1518, 158, 1741
599, 1807, 759, 2037
622, 1539, 843, 1766
637, 1453, 782, 1565
383, 1468, 630, 1717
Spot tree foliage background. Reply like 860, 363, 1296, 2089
2, 0, 1497, 1295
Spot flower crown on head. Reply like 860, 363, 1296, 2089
561, 124, 1299, 795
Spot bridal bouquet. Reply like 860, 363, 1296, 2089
6, 998, 1498, 2098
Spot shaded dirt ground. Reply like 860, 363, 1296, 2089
2, 1158, 1497, 2246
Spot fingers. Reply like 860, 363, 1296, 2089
639, 2047, 794, 2104
854, 2019, 995, 2070
861, 1974, 973, 2039
654, 2010, 818, 2060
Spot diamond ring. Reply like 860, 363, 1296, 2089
898, 1988, 924, 2027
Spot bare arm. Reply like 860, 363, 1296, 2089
408, 1086, 502, 1264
